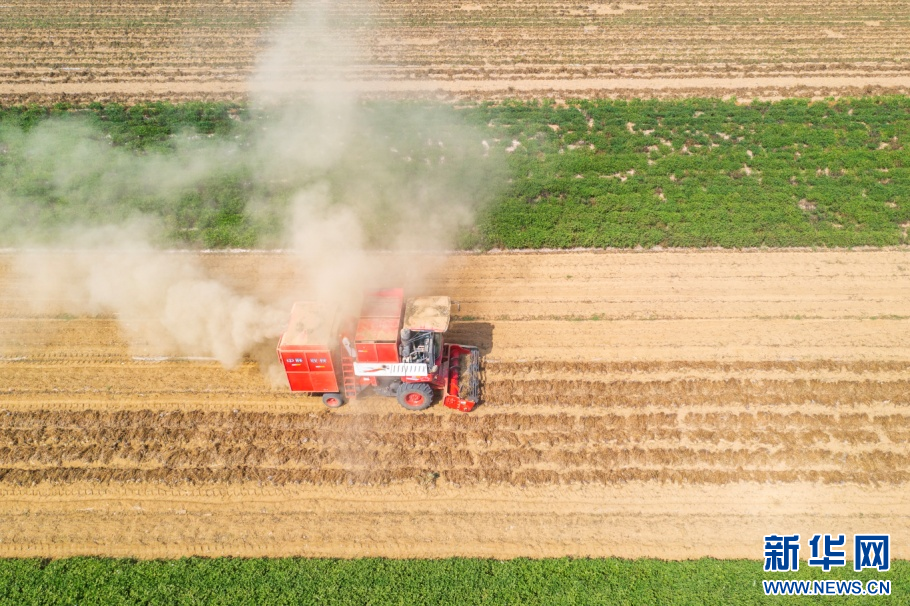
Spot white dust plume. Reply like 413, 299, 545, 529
3, 0, 502, 379
14, 223, 287, 368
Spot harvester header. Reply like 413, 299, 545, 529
277, 289, 480, 412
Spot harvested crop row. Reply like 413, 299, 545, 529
487, 360, 910, 376
3, 408, 906, 433
483, 378, 910, 408
0, 466, 906, 488
0, 408, 904, 487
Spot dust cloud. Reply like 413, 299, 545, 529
2, 0, 502, 379
14, 223, 287, 368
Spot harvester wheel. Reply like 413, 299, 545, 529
322, 393, 344, 408
396, 383, 434, 411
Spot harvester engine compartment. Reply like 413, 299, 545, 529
399, 328, 441, 372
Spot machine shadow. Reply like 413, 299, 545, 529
447, 321, 494, 357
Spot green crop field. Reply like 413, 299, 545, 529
1, 97, 909, 250
0, 557, 904, 605
477, 97, 910, 248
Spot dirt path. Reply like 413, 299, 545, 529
0, 249, 909, 559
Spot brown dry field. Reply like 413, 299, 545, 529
1, 249, 909, 559
2, 0, 910, 105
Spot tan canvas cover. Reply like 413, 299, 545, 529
403, 296, 451, 332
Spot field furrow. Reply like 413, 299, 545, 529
2, 0, 910, 102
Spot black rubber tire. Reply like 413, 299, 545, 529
322, 393, 344, 408
396, 383, 434, 411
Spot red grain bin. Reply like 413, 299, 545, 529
354, 288, 403, 364
276, 302, 340, 393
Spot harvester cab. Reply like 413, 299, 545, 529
400, 295, 450, 371
400, 295, 480, 412
277, 289, 481, 412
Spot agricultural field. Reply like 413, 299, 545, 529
3, 0, 910, 600
1, 249, 909, 560
3, 97, 910, 250
2, 0, 910, 105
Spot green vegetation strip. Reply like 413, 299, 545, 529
0, 557, 905, 605
2, 97, 910, 249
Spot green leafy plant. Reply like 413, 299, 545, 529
0, 557, 903, 605
2, 97, 909, 249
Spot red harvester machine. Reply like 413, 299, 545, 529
277, 288, 480, 411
